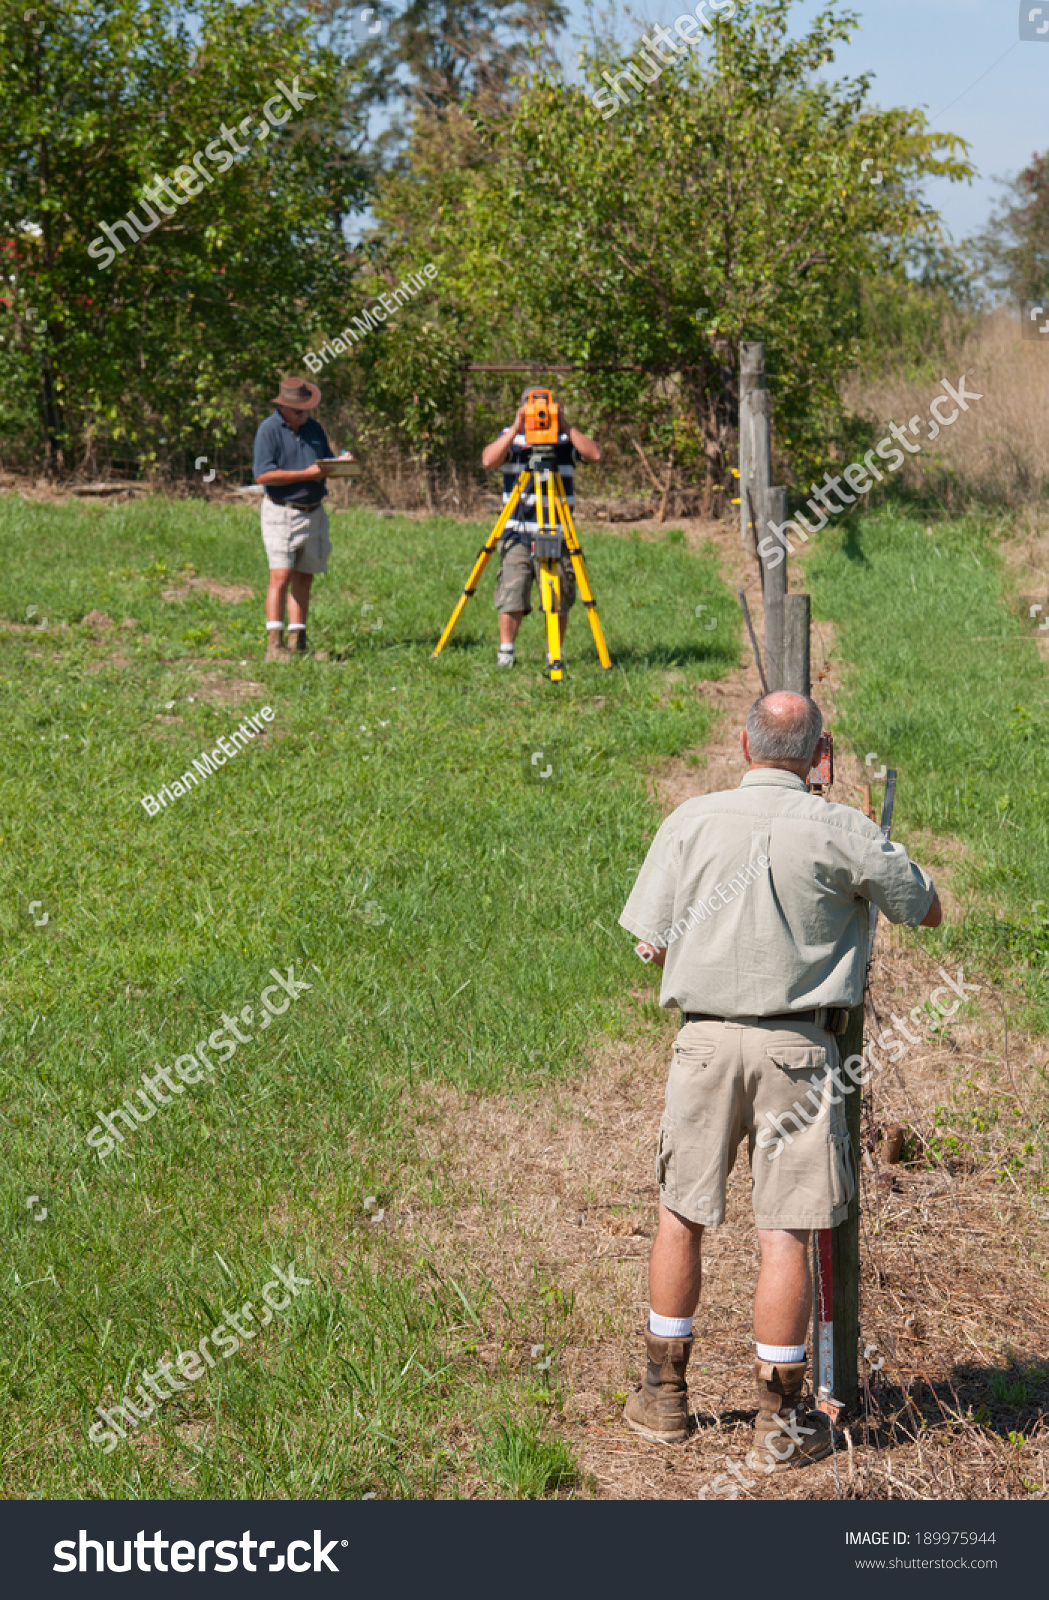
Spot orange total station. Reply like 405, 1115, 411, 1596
523, 389, 560, 446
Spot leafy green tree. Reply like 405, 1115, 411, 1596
341, 0, 567, 139
0, 0, 367, 473
371, 0, 974, 501
969, 152, 1049, 306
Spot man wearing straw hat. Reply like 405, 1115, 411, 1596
253, 375, 351, 660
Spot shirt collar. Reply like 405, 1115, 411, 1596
740, 768, 809, 792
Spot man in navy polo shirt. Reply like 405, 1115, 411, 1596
481, 391, 602, 667
253, 375, 351, 661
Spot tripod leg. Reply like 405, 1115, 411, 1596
433, 474, 531, 658
552, 475, 612, 670
538, 558, 564, 681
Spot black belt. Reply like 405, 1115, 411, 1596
682, 1008, 850, 1034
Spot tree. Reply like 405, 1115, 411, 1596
371, 0, 974, 502
0, 0, 368, 472
339, 0, 568, 151
969, 153, 1049, 306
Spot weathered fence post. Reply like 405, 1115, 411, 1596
782, 592, 811, 695
831, 1006, 863, 1414
739, 344, 771, 552
763, 486, 787, 689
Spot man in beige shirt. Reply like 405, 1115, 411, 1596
618, 691, 941, 1469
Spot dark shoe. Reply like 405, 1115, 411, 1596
266, 630, 288, 662
290, 629, 309, 654
623, 1332, 693, 1443
745, 1360, 836, 1472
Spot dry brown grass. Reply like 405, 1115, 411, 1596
846, 310, 1049, 510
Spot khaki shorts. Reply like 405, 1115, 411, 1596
656, 1019, 857, 1231
261, 497, 331, 573
493, 537, 576, 616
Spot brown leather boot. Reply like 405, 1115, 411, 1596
289, 627, 309, 655
746, 1360, 835, 1473
623, 1331, 693, 1443
266, 628, 289, 662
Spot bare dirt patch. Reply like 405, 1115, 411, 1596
187, 672, 267, 708
160, 577, 254, 604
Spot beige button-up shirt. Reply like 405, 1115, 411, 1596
619, 768, 935, 1016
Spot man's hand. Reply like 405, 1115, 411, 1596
481, 409, 526, 470
637, 941, 667, 968
919, 890, 942, 929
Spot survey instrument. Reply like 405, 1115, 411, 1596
432, 441, 611, 682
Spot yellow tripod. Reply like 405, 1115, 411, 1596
433, 455, 611, 682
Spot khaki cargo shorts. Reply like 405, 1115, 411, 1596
656, 1019, 857, 1231
493, 537, 576, 616
261, 497, 331, 573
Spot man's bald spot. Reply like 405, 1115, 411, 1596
743, 691, 824, 772
762, 691, 811, 727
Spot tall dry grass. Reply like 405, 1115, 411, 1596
845, 310, 1049, 511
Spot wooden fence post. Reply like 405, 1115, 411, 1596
830, 1005, 863, 1414
782, 592, 811, 696
763, 486, 787, 689
739, 343, 770, 552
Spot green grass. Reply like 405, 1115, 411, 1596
0, 496, 736, 1499
807, 509, 1049, 1029
477, 1416, 579, 1498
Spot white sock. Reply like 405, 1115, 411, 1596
287, 623, 305, 631
266, 621, 283, 631
499, 642, 514, 653
755, 1342, 806, 1363
649, 1311, 693, 1339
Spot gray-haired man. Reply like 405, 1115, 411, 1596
618, 691, 941, 1469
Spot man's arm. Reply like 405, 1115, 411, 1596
481, 406, 526, 470
637, 941, 667, 968
566, 422, 601, 464
256, 464, 327, 486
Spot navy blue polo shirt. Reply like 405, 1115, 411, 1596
253, 410, 333, 506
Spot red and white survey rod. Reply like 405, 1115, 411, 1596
814, 769, 896, 1418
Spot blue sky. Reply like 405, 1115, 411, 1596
566, 0, 1048, 242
